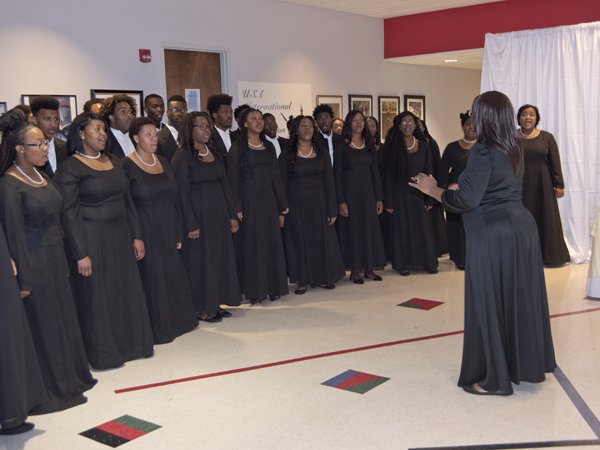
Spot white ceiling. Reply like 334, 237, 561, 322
275, 0, 503, 69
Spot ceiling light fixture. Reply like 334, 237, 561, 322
444, 59, 459, 62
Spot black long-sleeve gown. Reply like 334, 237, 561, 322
383, 141, 438, 273
521, 130, 570, 265
123, 157, 198, 343
54, 155, 154, 370
0, 174, 97, 414
228, 141, 289, 300
442, 142, 556, 394
278, 148, 345, 288
0, 221, 47, 430
438, 141, 469, 267
333, 140, 386, 274
172, 149, 241, 314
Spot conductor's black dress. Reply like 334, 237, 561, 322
442, 142, 556, 395
54, 155, 154, 370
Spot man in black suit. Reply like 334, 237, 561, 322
206, 94, 233, 162
313, 104, 339, 166
263, 113, 288, 158
156, 95, 186, 163
99, 94, 136, 159
30, 96, 68, 178
230, 104, 250, 143
143, 94, 165, 130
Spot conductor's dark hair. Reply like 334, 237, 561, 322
460, 110, 472, 127
286, 115, 323, 174
144, 93, 163, 104
234, 104, 251, 120
99, 94, 137, 120
83, 98, 103, 113
517, 104, 540, 128
178, 111, 216, 161
366, 116, 381, 146
383, 111, 426, 182
340, 110, 375, 157
167, 95, 186, 105
14, 104, 32, 116
473, 91, 523, 173
206, 94, 233, 121
0, 108, 36, 176
128, 117, 157, 146
30, 96, 60, 116
67, 113, 109, 156
312, 104, 334, 120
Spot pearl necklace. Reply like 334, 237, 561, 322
248, 141, 263, 148
135, 150, 157, 167
15, 163, 43, 185
519, 128, 536, 138
76, 151, 101, 159
197, 145, 209, 157
407, 137, 416, 150
350, 139, 365, 149
462, 137, 477, 144
298, 146, 314, 158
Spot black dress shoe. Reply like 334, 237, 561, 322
456, 265, 465, 271
218, 308, 232, 317
249, 299, 261, 305
294, 287, 307, 295
428, 269, 438, 274
198, 314, 222, 323
0, 422, 35, 435
462, 384, 512, 396
365, 273, 382, 281
318, 284, 335, 290
399, 270, 410, 276
269, 294, 280, 301
350, 276, 364, 284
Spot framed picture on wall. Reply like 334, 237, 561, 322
378, 96, 400, 143
316, 95, 343, 121
404, 95, 426, 121
91, 89, 144, 117
349, 94, 373, 118
0, 102, 6, 115
21, 95, 77, 139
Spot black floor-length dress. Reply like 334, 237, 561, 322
438, 141, 469, 267
521, 130, 570, 265
376, 149, 393, 262
0, 221, 47, 429
0, 175, 97, 414
383, 142, 438, 273
123, 157, 198, 343
54, 155, 154, 370
333, 140, 386, 273
278, 148, 345, 288
427, 137, 448, 256
442, 142, 556, 394
172, 149, 241, 314
228, 142, 289, 300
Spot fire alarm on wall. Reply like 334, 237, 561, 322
139, 49, 152, 63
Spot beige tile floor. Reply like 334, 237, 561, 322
1, 258, 599, 450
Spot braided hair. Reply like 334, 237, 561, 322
0, 108, 36, 176
383, 111, 425, 182
286, 116, 322, 174
177, 111, 217, 161
340, 110, 376, 157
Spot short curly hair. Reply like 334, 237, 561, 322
30, 95, 60, 116
128, 117, 157, 146
99, 94, 137, 120
312, 104, 334, 120
206, 94, 232, 119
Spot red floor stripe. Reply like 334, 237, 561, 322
115, 306, 600, 394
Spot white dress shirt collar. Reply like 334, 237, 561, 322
216, 126, 231, 151
110, 128, 136, 157
265, 135, 282, 157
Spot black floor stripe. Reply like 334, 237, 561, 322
409, 439, 600, 450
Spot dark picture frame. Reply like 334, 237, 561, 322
348, 94, 373, 118
378, 96, 400, 143
0, 102, 7, 115
90, 89, 144, 118
404, 95, 426, 122
316, 95, 343, 121
21, 94, 78, 139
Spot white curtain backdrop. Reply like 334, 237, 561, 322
481, 22, 600, 264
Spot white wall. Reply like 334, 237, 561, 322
0, 0, 481, 148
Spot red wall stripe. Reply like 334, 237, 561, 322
384, 0, 600, 59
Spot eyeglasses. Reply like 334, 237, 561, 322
168, 108, 187, 114
23, 140, 49, 149
193, 124, 211, 131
